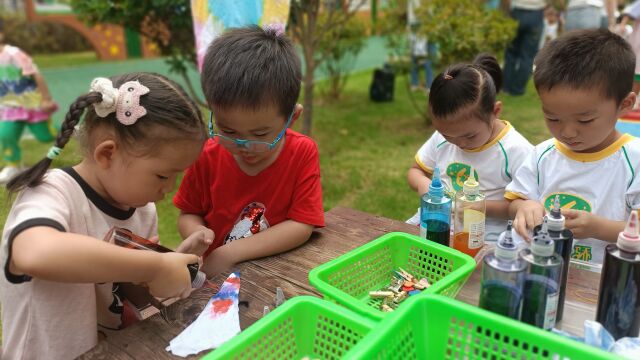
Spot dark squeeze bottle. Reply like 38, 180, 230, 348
521, 219, 563, 330
533, 195, 573, 322
420, 167, 452, 246
107, 227, 207, 289
479, 221, 526, 319
596, 211, 640, 339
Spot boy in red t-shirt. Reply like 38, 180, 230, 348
173, 26, 325, 277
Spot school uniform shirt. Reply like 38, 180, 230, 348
174, 129, 325, 256
415, 121, 533, 241
0, 168, 157, 360
505, 134, 640, 269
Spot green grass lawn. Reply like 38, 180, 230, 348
33, 51, 99, 69
0, 69, 548, 249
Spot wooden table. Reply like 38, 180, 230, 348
80, 207, 600, 359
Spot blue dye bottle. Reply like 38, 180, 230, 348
420, 167, 452, 246
479, 221, 526, 319
520, 219, 563, 330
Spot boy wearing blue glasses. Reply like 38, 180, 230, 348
173, 26, 325, 277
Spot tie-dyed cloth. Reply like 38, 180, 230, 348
166, 272, 241, 357
0, 45, 49, 123
190, 0, 291, 70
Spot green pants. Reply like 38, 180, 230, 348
0, 120, 56, 165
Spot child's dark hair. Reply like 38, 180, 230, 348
534, 29, 634, 104
429, 53, 502, 122
201, 26, 301, 117
7, 72, 206, 193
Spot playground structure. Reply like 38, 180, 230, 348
24, 0, 159, 61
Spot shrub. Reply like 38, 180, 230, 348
2, 16, 92, 55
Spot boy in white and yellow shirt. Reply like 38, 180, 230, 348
507, 29, 640, 270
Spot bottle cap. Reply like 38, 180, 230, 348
496, 220, 518, 260
191, 271, 207, 289
618, 211, 640, 252
546, 194, 565, 232
531, 218, 555, 257
463, 167, 480, 196
429, 167, 445, 198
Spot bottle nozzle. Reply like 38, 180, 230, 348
550, 195, 561, 219
463, 167, 479, 195
428, 166, 445, 198
545, 194, 565, 231
540, 217, 549, 235
503, 220, 514, 245
623, 211, 639, 239
496, 220, 517, 260
618, 211, 640, 252
431, 167, 442, 187
531, 218, 555, 256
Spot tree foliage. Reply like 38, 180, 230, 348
381, 0, 517, 64
317, 14, 367, 100
289, 0, 366, 135
416, 0, 517, 64
70, 0, 203, 104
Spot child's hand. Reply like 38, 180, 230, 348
562, 209, 596, 239
175, 225, 214, 256
513, 200, 545, 240
417, 182, 430, 196
40, 99, 58, 114
147, 252, 200, 299
201, 247, 235, 278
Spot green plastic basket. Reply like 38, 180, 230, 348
308, 232, 476, 321
203, 296, 377, 360
345, 294, 617, 359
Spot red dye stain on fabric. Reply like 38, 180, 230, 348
211, 299, 234, 316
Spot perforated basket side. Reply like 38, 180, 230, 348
325, 244, 394, 301
204, 296, 376, 360
309, 232, 476, 321
344, 295, 618, 360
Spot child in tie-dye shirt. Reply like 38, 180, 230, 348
0, 18, 57, 183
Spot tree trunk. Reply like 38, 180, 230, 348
301, 24, 316, 136
302, 58, 315, 136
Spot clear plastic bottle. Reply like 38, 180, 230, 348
107, 227, 207, 289
453, 168, 486, 257
520, 219, 563, 330
420, 167, 452, 246
479, 220, 526, 319
596, 211, 640, 339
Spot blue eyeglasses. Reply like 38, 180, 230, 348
208, 111, 294, 153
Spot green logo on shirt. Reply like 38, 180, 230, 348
446, 163, 478, 192
572, 245, 592, 262
543, 193, 592, 212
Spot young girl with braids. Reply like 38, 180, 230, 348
407, 54, 533, 242
0, 72, 208, 360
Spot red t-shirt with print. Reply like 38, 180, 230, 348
174, 129, 325, 256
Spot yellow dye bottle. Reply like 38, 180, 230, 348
453, 168, 486, 257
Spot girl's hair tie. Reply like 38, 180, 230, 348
46, 146, 62, 160
444, 74, 454, 80
89, 77, 150, 125
264, 23, 285, 37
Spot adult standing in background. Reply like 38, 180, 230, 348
503, 0, 546, 96
564, 0, 617, 32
